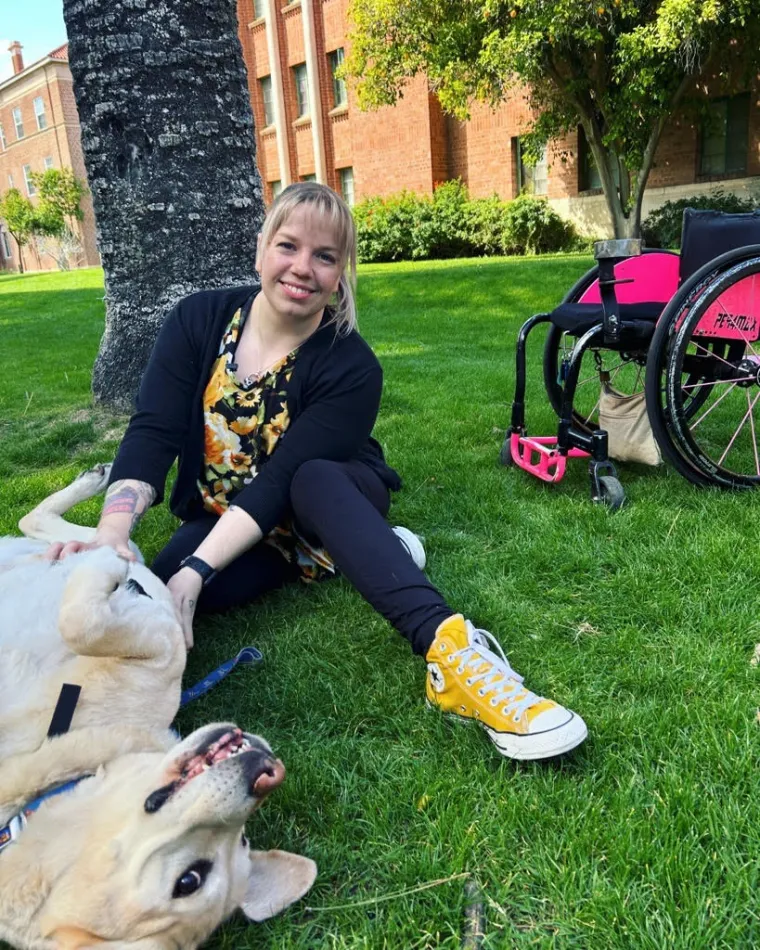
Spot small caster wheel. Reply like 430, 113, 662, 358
499, 435, 514, 467
594, 475, 625, 510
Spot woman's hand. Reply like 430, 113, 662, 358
44, 525, 135, 562
166, 567, 203, 650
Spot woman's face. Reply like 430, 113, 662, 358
256, 204, 344, 323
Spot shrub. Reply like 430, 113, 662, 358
464, 195, 512, 255
354, 191, 436, 262
353, 185, 577, 262
501, 194, 576, 255
642, 189, 758, 249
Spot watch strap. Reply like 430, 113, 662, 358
179, 555, 217, 586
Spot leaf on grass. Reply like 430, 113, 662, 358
751, 643, 760, 667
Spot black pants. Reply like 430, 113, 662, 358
152, 459, 454, 656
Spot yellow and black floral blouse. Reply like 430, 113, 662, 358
197, 308, 334, 582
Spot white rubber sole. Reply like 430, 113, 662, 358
392, 526, 426, 570
427, 701, 588, 762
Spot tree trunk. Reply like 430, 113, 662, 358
13, 236, 24, 274
62, 0, 264, 410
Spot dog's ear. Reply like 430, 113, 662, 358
240, 849, 317, 922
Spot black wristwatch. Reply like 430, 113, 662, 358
179, 555, 217, 586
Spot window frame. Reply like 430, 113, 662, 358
515, 138, 548, 196
12, 107, 25, 140
260, 75, 275, 127
329, 49, 347, 109
23, 164, 36, 197
577, 126, 604, 194
1, 230, 12, 260
0, 124, 6, 150
253, 0, 266, 18
339, 167, 355, 206
698, 93, 750, 179
293, 64, 309, 118
33, 96, 47, 131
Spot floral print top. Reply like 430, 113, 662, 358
197, 307, 335, 582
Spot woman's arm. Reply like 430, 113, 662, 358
45, 478, 157, 561
166, 504, 263, 648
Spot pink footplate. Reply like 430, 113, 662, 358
510, 433, 589, 483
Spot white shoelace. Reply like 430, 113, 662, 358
451, 621, 540, 719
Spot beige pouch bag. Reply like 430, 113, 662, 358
598, 383, 662, 466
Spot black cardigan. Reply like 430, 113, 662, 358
109, 285, 400, 534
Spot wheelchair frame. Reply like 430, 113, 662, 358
502, 213, 760, 508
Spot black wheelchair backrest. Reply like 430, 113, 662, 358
679, 208, 760, 284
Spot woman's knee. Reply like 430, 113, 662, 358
290, 458, 342, 511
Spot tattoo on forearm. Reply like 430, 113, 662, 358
103, 480, 157, 531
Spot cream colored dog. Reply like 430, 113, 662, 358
0, 467, 316, 948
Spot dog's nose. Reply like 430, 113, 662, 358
253, 758, 285, 795
246, 752, 285, 797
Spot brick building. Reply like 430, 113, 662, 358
3, 16, 759, 273
0, 42, 99, 273
237, 0, 760, 234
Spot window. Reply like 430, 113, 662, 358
0, 124, 6, 150
44, 156, 54, 170
12, 107, 24, 140
1, 231, 11, 260
339, 167, 355, 206
301, 173, 316, 182
260, 75, 275, 126
7, 174, 13, 189
33, 96, 47, 131
271, 180, 283, 200
253, 0, 266, 17
699, 94, 750, 177
516, 139, 548, 196
578, 127, 602, 192
293, 64, 309, 118
23, 164, 35, 196
329, 49, 347, 108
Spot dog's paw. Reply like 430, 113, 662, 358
73, 545, 130, 589
74, 463, 112, 496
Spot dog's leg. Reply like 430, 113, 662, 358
58, 549, 180, 660
18, 463, 113, 544
0, 726, 175, 822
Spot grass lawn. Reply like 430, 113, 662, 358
2, 259, 760, 948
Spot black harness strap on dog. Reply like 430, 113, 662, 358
47, 683, 82, 738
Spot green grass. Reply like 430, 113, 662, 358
3, 260, 760, 948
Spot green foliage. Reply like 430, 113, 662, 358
345, 0, 760, 235
641, 189, 759, 249
29, 168, 87, 238
0, 188, 37, 246
354, 183, 576, 261
501, 193, 576, 255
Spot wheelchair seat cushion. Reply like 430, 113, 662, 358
551, 300, 665, 339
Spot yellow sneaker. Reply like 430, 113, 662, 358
426, 615, 587, 761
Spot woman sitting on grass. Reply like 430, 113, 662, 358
49, 182, 586, 762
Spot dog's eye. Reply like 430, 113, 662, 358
172, 859, 213, 899
240, 832, 249, 848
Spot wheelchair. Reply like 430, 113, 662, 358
503, 209, 760, 508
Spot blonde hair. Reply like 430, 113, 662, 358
259, 182, 358, 335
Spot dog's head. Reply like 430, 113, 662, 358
38, 723, 316, 949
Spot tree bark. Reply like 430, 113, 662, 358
62, 0, 264, 410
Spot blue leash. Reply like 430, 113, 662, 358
179, 646, 263, 708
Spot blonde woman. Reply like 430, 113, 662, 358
51, 183, 586, 762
